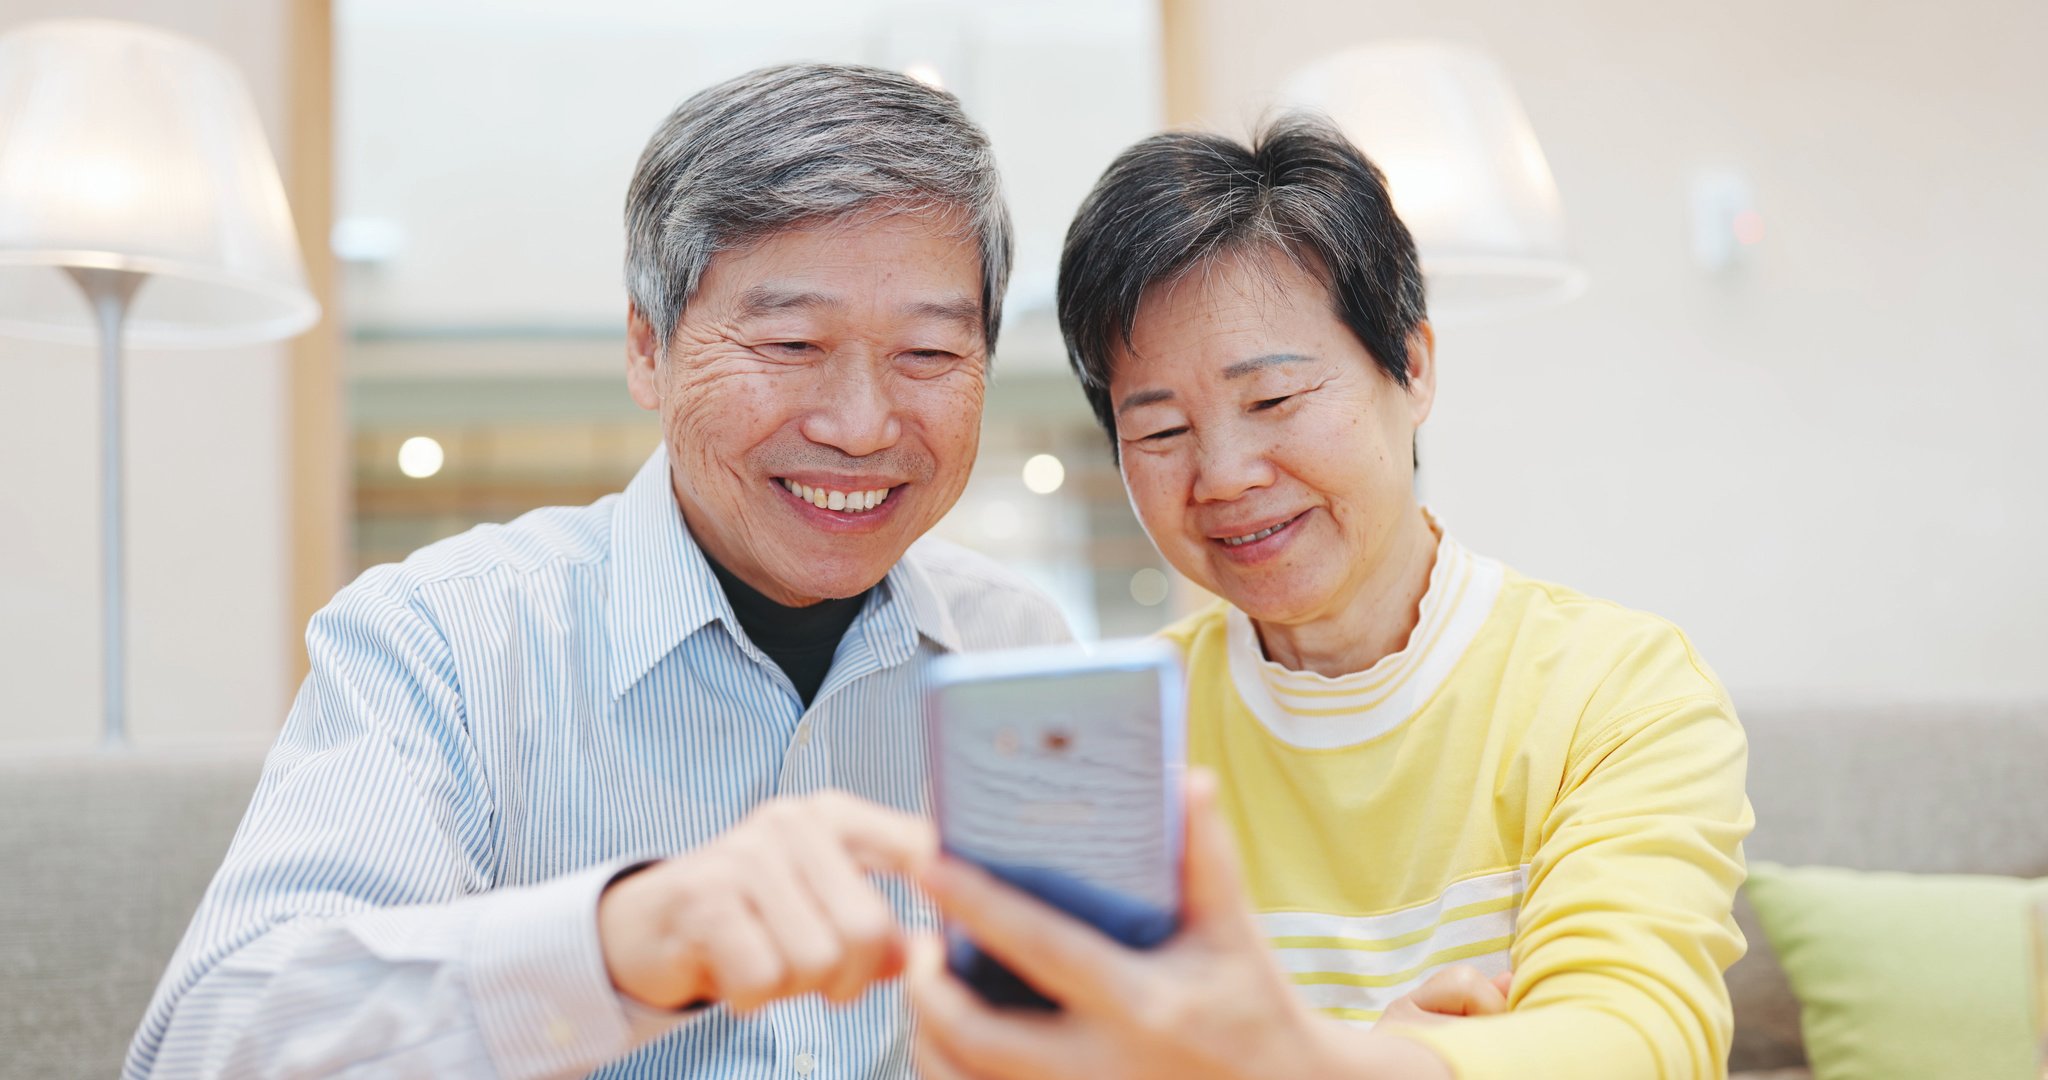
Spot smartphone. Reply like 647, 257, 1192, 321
925, 637, 1186, 1010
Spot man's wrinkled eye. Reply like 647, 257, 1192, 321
768, 341, 817, 355
1251, 394, 1293, 412
1139, 426, 1188, 442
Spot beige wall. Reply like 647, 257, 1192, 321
0, 0, 297, 748
4, 0, 2040, 750
1167, 0, 2048, 702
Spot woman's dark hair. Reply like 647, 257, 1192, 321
1057, 114, 1427, 446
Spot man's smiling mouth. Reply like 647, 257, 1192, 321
776, 478, 897, 514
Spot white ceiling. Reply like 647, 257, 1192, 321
336, 0, 1162, 369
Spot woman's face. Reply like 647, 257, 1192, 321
1110, 246, 1434, 627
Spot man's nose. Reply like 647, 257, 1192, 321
1189, 424, 1277, 504
799, 354, 902, 459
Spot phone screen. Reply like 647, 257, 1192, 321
928, 644, 1183, 1008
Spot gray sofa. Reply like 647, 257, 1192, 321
5, 702, 2045, 1078
2, 748, 266, 1080
1728, 700, 2048, 1076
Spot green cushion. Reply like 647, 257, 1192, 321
1744, 862, 2045, 1080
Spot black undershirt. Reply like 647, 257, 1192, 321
703, 555, 869, 708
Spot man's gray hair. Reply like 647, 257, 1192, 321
625, 63, 1013, 353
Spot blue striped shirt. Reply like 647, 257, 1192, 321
125, 445, 1073, 1079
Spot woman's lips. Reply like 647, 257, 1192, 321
1208, 509, 1310, 563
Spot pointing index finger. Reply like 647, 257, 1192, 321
812, 791, 939, 876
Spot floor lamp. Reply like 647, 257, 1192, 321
1280, 41, 1587, 503
1282, 41, 1587, 322
0, 20, 319, 745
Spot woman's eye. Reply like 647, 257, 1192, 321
1251, 394, 1293, 412
768, 341, 816, 355
905, 349, 956, 362
1140, 426, 1189, 442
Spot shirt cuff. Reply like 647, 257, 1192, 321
466, 858, 699, 1079
1389, 1007, 1655, 1080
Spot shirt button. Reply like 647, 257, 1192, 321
793, 1051, 817, 1075
547, 1017, 575, 1046
795, 725, 813, 747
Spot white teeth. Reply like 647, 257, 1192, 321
1222, 520, 1288, 547
779, 479, 895, 515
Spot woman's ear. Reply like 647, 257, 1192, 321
625, 304, 663, 411
1404, 322, 1438, 429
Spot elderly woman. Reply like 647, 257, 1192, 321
909, 117, 1752, 1080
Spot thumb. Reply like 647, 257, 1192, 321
1492, 971, 1513, 998
1181, 768, 1256, 938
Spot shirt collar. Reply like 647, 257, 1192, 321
875, 540, 965, 656
605, 445, 965, 698
606, 445, 726, 698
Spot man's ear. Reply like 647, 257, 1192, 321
1404, 322, 1437, 430
626, 304, 663, 411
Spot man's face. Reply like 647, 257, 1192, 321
627, 208, 989, 606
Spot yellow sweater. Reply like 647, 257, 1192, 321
1160, 529, 1752, 1080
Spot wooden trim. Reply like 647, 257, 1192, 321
1159, 0, 1206, 128
283, 0, 343, 705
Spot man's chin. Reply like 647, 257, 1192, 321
759, 550, 903, 606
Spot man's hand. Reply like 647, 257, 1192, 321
598, 790, 936, 1013
905, 770, 1457, 1080
1378, 966, 1514, 1028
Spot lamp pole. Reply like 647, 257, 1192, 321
1, 21, 321, 748
65, 266, 146, 746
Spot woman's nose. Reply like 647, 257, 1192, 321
1189, 426, 1276, 504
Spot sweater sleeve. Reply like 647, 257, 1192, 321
1397, 693, 1753, 1080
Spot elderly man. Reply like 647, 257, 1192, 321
125, 63, 1067, 1079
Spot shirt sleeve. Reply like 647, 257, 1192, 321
1396, 693, 1753, 1080
124, 572, 701, 1080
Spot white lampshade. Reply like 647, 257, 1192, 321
0, 19, 318, 347
1282, 41, 1585, 322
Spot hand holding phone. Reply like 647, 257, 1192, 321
925, 638, 1186, 1009
906, 770, 1365, 1080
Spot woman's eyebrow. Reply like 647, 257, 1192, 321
1116, 387, 1174, 415
1220, 352, 1315, 379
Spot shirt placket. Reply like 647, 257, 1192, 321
777, 609, 900, 796
764, 605, 916, 1076
776, 704, 833, 796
